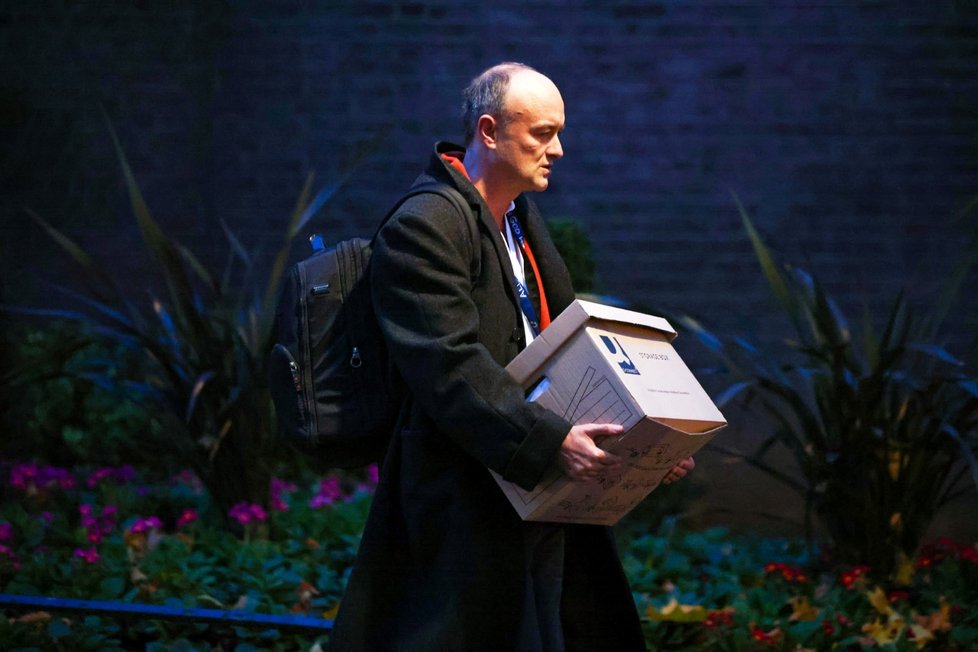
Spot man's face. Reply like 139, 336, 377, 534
492, 72, 565, 195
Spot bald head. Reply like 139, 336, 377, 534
461, 62, 559, 145
459, 63, 565, 220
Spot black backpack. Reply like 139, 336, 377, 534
269, 182, 472, 467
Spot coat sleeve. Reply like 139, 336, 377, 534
370, 196, 570, 490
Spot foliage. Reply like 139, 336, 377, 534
7, 118, 384, 518
0, 323, 171, 471
681, 199, 978, 575
630, 523, 978, 651
1, 463, 975, 650
0, 460, 375, 650
547, 218, 597, 293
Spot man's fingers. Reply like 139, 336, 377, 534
581, 423, 624, 440
560, 423, 628, 482
596, 451, 623, 466
661, 457, 696, 484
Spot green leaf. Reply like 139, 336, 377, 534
906, 342, 964, 367
714, 381, 754, 408
952, 625, 978, 645
100, 575, 126, 598
24, 209, 121, 305
103, 109, 208, 346
731, 191, 801, 335
47, 619, 72, 638
944, 425, 978, 496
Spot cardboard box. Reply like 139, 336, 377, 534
493, 299, 726, 526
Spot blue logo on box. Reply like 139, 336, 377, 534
600, 335, 640, 375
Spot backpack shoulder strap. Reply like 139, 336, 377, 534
371, 181, 473, 241
371, 182, 479, 280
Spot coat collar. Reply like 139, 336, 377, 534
420, 141, 526, 322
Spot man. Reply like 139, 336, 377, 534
329, 62, 694, 651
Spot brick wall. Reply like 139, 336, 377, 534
2, 0, 976, 352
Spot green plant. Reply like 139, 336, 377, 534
10, 117, 384, 520
547, 218, 596, 293
0, 461, 374, 650
2, 461, 976, 649
630, 525, 978, 651
0, 323, 171, 470
681, 197, 978, 576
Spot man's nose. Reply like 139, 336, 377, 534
548, 135, 563, 159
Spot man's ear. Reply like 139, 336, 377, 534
477, 114, 497, 149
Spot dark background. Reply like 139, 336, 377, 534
2, 1, 976, 534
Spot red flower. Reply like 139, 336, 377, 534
73, 547, 100, 564
704, 609, 734, 629
821, 618, 835, 636
763, 561, 808, 583
840, 565, 869, 589
176, 508, 198, 529
751, 626, 781, 646
888, 590, 910, 603
916, 538, 978, 568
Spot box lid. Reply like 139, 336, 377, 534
507, 299, 677, 385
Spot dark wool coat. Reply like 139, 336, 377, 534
328, 142, 646, 651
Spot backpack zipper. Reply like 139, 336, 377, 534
288, 359, 302, 392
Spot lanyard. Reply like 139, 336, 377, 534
506, 212, 541, 337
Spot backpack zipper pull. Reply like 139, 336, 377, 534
288, 360, 302, 392
350, 347, 362, 368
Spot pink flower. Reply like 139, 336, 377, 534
128, 516, 163, 534
170, 469, 205, 494
0, 521, 12, 542
0, 544, 21, 570
177, 508, 198, 529
271, 478, 298, 494
229, 502, 267, 525
248, 504, 267, 522
53, 468, 76, 490
10, 463, 34, 490
79, 504, 98, 530
352, 464, 382, 495
40, 511, 54, 524
73, 547, 100, 564
10, 463, 75, 494
86, 467, 114, 488
309, 476, 344, 508
87, 465, 137, 488
270, 478, 298, 512
79, 504, 118, 543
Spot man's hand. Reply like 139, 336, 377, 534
557, 423, 624, 483
661, 456, 696, 485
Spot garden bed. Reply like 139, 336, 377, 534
2, 461, 976, 650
